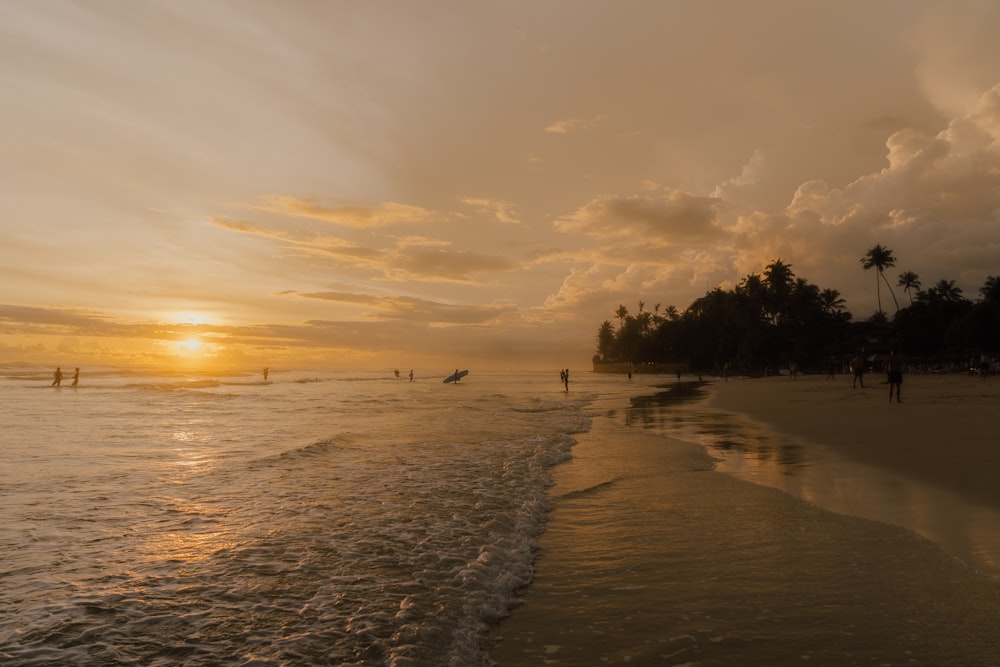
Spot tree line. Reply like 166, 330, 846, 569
594, 245, 1000, 373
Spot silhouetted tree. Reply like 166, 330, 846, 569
861, 244, 900, 313
898, 271, 921, 305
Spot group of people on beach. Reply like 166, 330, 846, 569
849, 351, 904, 402
51, 367, 80, 387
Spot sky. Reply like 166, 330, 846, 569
3, 0, 1000, 372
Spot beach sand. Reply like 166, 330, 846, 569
489, 373, 1000, 665
706, 373, 1000, 512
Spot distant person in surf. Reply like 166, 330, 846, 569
263, 367, 269, 381
454, 369, 461, 383
561, 369, 569, 391
409, 369, 414, 382
71, 368, 80, 387
51, 367, 63, 386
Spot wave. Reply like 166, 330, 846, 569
556, 479, 617, 500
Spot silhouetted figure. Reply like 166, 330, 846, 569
394, 369, 400, 378
409, 369, 414, 382
454, 369, 461, 383
563, 369, 569, 392
263, 367, 269, 381
886, 351, 903, 403
71, 368, 80, 387
51, 367, 63, 386
850, 354, 865, 388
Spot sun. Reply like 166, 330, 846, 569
177, 338, 203, 354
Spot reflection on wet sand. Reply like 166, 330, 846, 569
628, 383, 1000, 581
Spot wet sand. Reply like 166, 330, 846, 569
706, 372, 1000, 512
489, 374, 1000, 665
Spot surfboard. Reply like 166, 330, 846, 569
443, 370, 469, 383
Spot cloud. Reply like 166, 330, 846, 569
291, 291, 516, 325
727, 83, 1000, 309
250, 195, 438, 228
213, 215, 517, 284
711, 149, 767, 202
460, 197, 523, 225
544, 115, 607, 135
554, 187, 724, 247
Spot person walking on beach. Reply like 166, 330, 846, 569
51, 367, 63, 386
886, 350, 904, 403
71, 368, 80, 387
562, 369, 569, 392
850, 354, 865, 388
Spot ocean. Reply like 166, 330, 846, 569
0, 365, 619, 666
5, 366, 1000, 666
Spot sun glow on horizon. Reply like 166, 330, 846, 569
177, 338, 203, 355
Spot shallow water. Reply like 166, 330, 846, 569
1, 366, 625, 666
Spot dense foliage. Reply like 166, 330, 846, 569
594, 254, 1000, 373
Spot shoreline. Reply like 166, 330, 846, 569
488, 373, 1000, 665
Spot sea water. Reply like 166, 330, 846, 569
0, 366, 625, 666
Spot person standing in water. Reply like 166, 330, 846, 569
51, 367, 63, 386
563, 369, 569, 392
408, 369, 414, 382
71, 368, 80, 387
263, 367, 269, 381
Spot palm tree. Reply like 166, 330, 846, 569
763, 259, 795, 324
980, 275, 1000, 303
614, 304, 629, 328
819, 288, 846, 314
861, 244, 900, 313
897, 271, 921, 305
931, 279, 964, 303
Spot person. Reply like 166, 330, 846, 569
850, 353, 865, 388
51, 367, 63, 386
408, 369, 414, 382
263, 367, 269, 381
394, 368, 400, 378
563, 368, 569, 392
886, 350, 903, 403
71, 368, 80, 387
826, 360, 836, 380
454, 369, 461, 383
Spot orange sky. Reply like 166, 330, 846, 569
3, 1, 1000, 371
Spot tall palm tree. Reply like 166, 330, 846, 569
861, 244, 900, 314
897, 271, 921, 305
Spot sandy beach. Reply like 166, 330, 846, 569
706, 372, 1000, 512
489, 372, 1000, 665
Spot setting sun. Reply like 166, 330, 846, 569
177, 338, 203, 354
